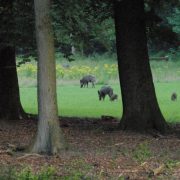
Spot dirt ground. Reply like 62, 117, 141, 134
0, 117, 179, 179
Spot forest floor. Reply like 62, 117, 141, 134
0, 117, 179, 179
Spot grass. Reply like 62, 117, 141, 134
20, 84, 122, 118
131, 141, 152, 163
20, 82, 180, 123
155, 82, 180, 122
18, 54, 180, 123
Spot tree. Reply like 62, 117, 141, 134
31, 0, 65, 154
113, 0, 168, 132
0, 46, 26, 120
52, 0, 115, 55
0, 1, 26, 121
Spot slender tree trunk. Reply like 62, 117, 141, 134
31, 0, 65, 154
114, 0, 168, 133
0, 46, 26, 121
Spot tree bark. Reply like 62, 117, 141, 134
0, 46, 26, 121
31, 0, 65, 154
114, 0, 168, 133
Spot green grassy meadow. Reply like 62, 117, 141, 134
17, 55, 180, 123
20, 82, 180, 123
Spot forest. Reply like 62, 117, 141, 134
0, 0, 179, 179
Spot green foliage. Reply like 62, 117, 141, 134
118, 177, 125, 180
167, 7, 180, 34
132, 142, 152, 162
0, 166, 57, 180
63, 158, 93, 180
146, 1, 180, 52
165, 159, 180, 170
17, 166, 56, 180
18, 63, 37, 78
63, 172, 87, 180
17, 167, 35, 180
0, 0, 179, 55
17, 55, 180, 83
1, 0, 179, 56
52, 0, 114, 55
0, 0, 35, 49
0, 166, 17, 180
17, 55, 119, 81
13, 0, 35, 49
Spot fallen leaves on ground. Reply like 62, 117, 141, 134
0, 117, 179, 179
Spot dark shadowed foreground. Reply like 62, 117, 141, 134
0, 117, 179, 179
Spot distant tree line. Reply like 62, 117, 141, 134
52, 0, 180, 56
0, 0, 179, 57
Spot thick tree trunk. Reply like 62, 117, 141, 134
114, 0, 168, 133
0, 46, 26, 120
31, 0, 65, 154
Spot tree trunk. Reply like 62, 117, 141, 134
0, 46, 26, 121
114, 0, 168, 133
31, 0, 65, 154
